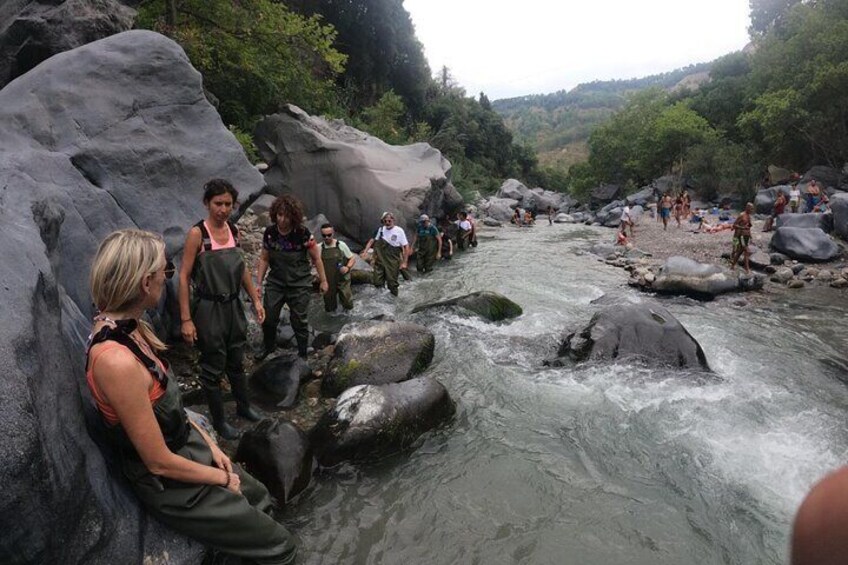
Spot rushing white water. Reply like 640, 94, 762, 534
293, 223, 848, 564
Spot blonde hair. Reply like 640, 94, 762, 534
90, 229, 167, 351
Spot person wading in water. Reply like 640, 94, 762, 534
359, 212, 410, 296
415, 214, 442, 273
318, 222, 355, 313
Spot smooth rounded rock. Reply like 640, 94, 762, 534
311, 377, 455, 466
412, 291, 522, 322
770, 227, 841, 262
645, 256, 764, 300
251, 353, 312, 408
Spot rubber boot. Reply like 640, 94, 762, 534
230, 374, 263, 422
296, 337, 309, 359
205, 389, 240, 440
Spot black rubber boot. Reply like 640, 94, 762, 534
230, 374, 263, 422
296, 337, 309, 359
205, 389, 240, 440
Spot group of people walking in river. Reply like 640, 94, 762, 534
83, 179, 481, 564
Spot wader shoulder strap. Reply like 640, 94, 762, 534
87, 321, 168, 385
227, 220, 240, 247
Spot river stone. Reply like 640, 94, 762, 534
648, 256, 764, 299
411, 291, 522, 322
310, 378, 455, 466
801, 165, 843, 190
590, 184, 622, 208
832, 193, 848, 241
0, 30, 268, 564
771, 267, 795, 283
775, 213, 834, 233
554, 213, 575, 223
497, 178, 531, 202
770, 227, 841, 262
740, 248, 771, 271
788, 279, 805, 289
770, 252, 789, 265
625, 187, 655, 206
482, 217, 502, 227
482, 197, 520, 222
235, 420, 313, 506
755, 185, 792, 214
817, 270, 834, 282
0, 0, 137, 89
251, 353, 312, 408
831, 278, 848, 288
556, 303, 711, 371
255, 105, 463, 245
321, 320, 435, 396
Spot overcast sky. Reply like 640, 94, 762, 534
404, 0, 752, 100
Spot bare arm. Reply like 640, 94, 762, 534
178, 227, 201, 345
360, 238, 375, 257
93, 348, 240, 492
256, 249, 269, 290
436, 233, 443, 257
308, 244, 329, 293
241, 266, 265, 323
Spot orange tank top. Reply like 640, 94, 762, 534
86, 342, 167, 426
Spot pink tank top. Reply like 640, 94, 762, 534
200, 220, 236, 252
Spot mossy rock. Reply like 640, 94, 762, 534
411, 290, 522, 322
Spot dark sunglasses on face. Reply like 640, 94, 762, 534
321, 232, 334, 239
164, 259, 176, 279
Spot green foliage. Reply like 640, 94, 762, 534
137, 0, 346, 131
228, 125, 260, 163
357, 90, 409, 145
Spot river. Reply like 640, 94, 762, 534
288, 223, 848, 564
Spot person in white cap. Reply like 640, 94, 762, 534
359, 212, 410, 296
414, 214, 442, 273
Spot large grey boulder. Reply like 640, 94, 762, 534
411, 291, 523, 322
235, 420, 313, 507
321, 320, 435, 397
644, 256, 765, 299
0, 31, 264, 564
0, 0, 137, 89
555, 303, 710, 371
832, 193, 848, 240
251, 353, 312, 408
625, 187, 656, 206
775, 213, 833, 233
590, 184, 622, 208
801, 165, 843, 190
497, 178, 531, 202
532, 189, 565, 213
311, 378, 455, 466
255, 105, 463, 245
754, 185, 791, 214
770, 227, 842, 262
482, 197, 520, 221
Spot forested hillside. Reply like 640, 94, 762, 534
492, 63, 711, 171
136, 0, 538, 199
566, 0, 848, 201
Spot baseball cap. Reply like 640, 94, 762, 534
419, 214, 430, 222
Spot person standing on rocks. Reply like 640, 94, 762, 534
730, 203, 755, 274
360, 212, 410, 296
178, 179, 263, 440
547, 205, 555, 225
318, 222, 355, 312
255, 194, 328, 360
620, 204, 634, 238
806, 179, 822, 211
661, 193, 673, 230
90, 229, 297, 564
415, 214, 442, 273
764, 191, 787, 232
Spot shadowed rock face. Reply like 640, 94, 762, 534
830, 193, 848, 241
321, 320, 435, 397
770, 227, 841, 262
0, 0, 138, 89
310, 377, 455, 466
235, 420, 313, 506
254, 105, 464, 245
251, 353, 312, 408
0, 30, 264, 564
557, 303, 711, 371
412, 291, 523, 322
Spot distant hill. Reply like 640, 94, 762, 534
493, 62, 712, 170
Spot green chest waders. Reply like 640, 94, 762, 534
262, 247, 313, 356
456, 228, 470, 251
373, 238, 402, 295
417, 233, 438, 273
321, 244, 354, 312
191, 221, 256, 439
88, 328, 296, 564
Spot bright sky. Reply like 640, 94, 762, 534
404, 0, 752, 100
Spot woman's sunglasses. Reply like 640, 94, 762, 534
164, 259, 176, 279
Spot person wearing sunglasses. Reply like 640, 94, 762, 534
87, 229, 297, 564
178, 179, 264, 440
318, 223, 356, 312
360, 212, 409, 296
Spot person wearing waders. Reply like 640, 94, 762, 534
455, 211, 473, 250
415, 214, 442, 273
318, 222, 355, 312
359, 212, 410, 296
179, 179, 263, 440
89, 229, 297, 564
255, 194, 328, 361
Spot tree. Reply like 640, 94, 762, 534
748, 0, 806, 37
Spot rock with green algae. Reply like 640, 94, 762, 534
411, 290, 522, 322
321, 320, 435, 397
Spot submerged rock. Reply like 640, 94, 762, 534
770, 227, 841, 262
556, 303, 710, 371
322, 320, 435, 396
310, 378, 455, 466
411, 291, 522, 322
235, 420, 313, 506
251, 353, 312, 408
